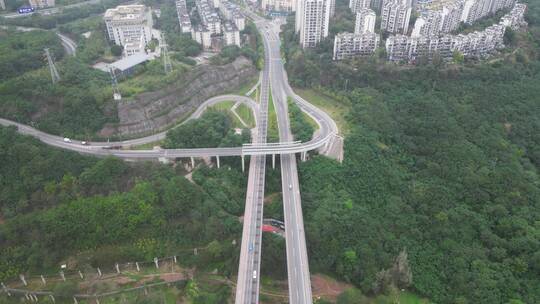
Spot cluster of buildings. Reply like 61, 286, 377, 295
176, 0, 192, 33
261, 0, 297, 13
412, 0, 518, 38
327, 0, 527, 62
387, 1, 527, 62
381, 0, 413, 34
296, 0, 410, 51
333, 8, 380, 60
104, 5, 154, 57
180, 0, 245, 49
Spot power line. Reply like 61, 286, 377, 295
161, 33, 172, 74
44, 48, 60, 84
108, 67, 122, 100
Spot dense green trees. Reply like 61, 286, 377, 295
0, 55, 115, 138
286, 1, 540, 303
164, 111, 249, 148
0, 29, 64, 81
0, 0, 123, 29
0, 126, 246, 282
289, 98, 315, 142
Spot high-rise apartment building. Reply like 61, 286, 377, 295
381, 0, 412, 34
295, 0, 332, 48
261, 0, 297, 12
349, 0, 371, 13
334, 7, 378, 60
333, 32, 380, 59
440, 1, 464, 33
387, 2, 526, 62
219, 0, 245, 31
411, 11, 442, 37
176, 0, 192, 33
104, 5, 154, 56
355, 8, 376, 34
196, 0, 222, 34
461, 0, 516, 24
192, 25, 212, 48
223, 22, 241, 46
29, 0, 55, 8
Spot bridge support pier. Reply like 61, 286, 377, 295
272, 154, 275, 169
216, 156, 220, 168
301, 151, 307, 162
190, 157, 195, 169
241, 155, 245, 172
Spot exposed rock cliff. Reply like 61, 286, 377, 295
100, 57, 257, 138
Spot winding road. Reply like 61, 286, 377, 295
0, 11, 341, 304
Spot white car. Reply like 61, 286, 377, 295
63, 137, 72, 143
252, 270, 257, 279
289, 184, 292, 189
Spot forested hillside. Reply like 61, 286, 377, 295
289, 1, 540, 303
0, 126, 246, 287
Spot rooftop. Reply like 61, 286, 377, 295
104, 5, 148, 21
109, 53, 152, 71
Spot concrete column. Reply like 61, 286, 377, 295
173, 256, 177, 264
48, 295, 55, 303
19, 274, 27, 286
194, 248, 198, 255
73, 297, 78, 304
190, 157, 195, 169
136, 262, 140, 272
96, 298, 100, 304
78, 271, 84, 279
241, 155, 245, 172
40, 275, 46, 285
301, 151, 307, 162
1, 282, 11, 296
216, 156, 220, 168
60, 271, 65, 282
272, 154, 275, 169
97, 268, 102, 277
115, 263, 120, 274
154, 257, 159, 269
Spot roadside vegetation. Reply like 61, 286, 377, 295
0, 125, 247, 296
267, 92, 279, 142
288, 98, 315, 142
163, 110, 250, 148
0, 0, 124, 29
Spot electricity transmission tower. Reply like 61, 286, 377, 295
161, 33, 172, 74
44, 48, 60, 84
108, 67, 122, 100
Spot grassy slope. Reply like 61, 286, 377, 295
294, 88, 351, 135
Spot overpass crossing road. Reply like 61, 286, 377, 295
0, 11, 341, 304
234, 28, 271, 303
259, 15, 321, 304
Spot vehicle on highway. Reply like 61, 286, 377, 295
18, 6, 35, 14
252, 270, 257, 279
81, 141, 89, 145
249, 244, 253, 252
63, 137, 72, 143
289, 184, 292, 189
102, 145, 122, 150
